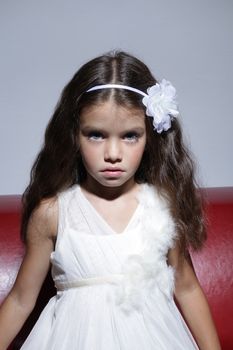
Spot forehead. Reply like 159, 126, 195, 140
79, 101, 145, 129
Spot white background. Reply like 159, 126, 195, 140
0, 0, 232, 194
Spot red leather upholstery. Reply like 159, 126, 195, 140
0, 197, 56, 349
0, 188, 233, 349
190, 188, 233, 350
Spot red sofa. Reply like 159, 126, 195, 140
0, 188, 233, 349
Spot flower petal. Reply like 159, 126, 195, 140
142, 79, 179, 133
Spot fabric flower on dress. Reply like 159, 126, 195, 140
142, 79, 179, 133
113, 254, 148, 314
113, 184, 177, 314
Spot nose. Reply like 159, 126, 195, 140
104, 138, 122, 163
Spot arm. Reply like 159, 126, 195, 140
168, 244, 221, 350
0, 198, 58, 350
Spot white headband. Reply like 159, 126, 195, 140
86, 79, 179, 133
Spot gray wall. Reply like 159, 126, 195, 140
0, 0, 232, 194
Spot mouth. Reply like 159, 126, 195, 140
100, 168, 125, 177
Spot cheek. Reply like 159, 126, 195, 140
80, 147, 95, 162
129, 143, 146, 166
79, 144, 98, 167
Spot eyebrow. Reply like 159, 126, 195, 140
80, 126, 145, 133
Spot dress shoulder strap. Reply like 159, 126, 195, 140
54, 184, 79, 251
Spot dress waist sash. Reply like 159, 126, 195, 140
55, 273, 125, 291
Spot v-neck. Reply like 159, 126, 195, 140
77, 184, 144, 235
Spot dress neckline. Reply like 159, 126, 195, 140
77, 184, 145, 235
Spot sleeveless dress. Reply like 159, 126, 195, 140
20, 183, 199, 349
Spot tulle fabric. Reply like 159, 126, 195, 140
20, 184, 198, 349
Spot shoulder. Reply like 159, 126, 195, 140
26, 196, 58, 245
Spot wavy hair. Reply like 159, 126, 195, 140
21, 51, 206, 253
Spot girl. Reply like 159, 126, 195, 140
0, 51, 221, 349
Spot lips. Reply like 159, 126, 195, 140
101, 168, 124, 172
100, 168, 125, 177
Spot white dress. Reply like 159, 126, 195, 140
20, 183, 199, 349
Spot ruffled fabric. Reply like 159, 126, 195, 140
113, 184, 177, 313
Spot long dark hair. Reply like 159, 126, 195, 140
21, 50, 206, 253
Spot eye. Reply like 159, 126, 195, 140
123, 132, 140, 142
87, 131, 104, 141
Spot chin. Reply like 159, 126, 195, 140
99, 180, 125, 188
98, 177, 134, 189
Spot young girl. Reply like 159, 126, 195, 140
0, 51, 221, 349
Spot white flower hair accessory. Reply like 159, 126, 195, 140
142, 79, 179, 133
86, 79, 179, 133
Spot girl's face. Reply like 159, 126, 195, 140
78, 100, 146, 192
